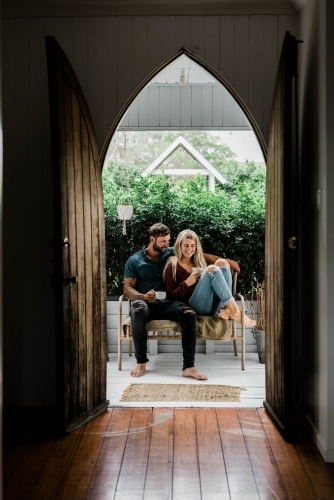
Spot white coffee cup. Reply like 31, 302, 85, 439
155, 291, 166, 300
192, 267, 204, 274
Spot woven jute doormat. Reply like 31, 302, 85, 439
120, 383, 246, 402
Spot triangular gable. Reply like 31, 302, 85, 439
141, 136, 227, 187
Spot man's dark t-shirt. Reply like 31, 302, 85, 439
124, 247, 174, 294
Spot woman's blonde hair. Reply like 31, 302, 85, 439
163, 229, 207, 281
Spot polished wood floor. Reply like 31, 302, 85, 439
3, 406, 334, 499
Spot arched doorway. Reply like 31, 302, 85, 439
103, 51, 266, 407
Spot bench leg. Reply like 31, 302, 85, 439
118, 336, 122, 370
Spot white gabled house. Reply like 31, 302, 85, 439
141, 135, 227, 192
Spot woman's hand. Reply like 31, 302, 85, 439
185, 271, 201, 287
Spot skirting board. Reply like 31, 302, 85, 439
306, 413, 334, 463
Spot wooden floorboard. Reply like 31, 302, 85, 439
3, 407, 334, 500
237, 408, 287, 499
55, 410, 112, 500
3, 442, 30, 489
3, 438, 56, 499
292, 418, 334, 500
85, 407, 133, 500
173, 408, 201, 500
216, 408, 260, 499
195, 408, 230, 500
258, 409, 316, 499
113, 408, 152, 500
28, 426, 86, 500
143, 408, 173, 500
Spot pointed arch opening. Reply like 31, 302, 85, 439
103, 49, 266, 407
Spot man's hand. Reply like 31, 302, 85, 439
144, 290, 156, 303
124, 279, 158, 303
227, 258, 240, 274
203, 252, 241, 274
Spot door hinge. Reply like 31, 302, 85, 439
288, 236, 297, 249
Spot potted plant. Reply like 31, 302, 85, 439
247, 282, 265, 364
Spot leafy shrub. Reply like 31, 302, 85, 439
103, 170, 265, 296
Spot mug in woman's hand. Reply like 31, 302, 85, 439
192, 267, 204, 274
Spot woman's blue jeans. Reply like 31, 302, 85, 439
189, 265, 234, 315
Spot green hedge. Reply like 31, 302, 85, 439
104, 171, 265, 296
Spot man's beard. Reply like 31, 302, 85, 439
153, 241, 168, 253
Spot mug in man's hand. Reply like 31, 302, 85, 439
155, 291, 166, 300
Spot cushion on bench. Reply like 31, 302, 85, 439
121, 314, 232, 341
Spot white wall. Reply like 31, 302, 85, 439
298, 0, 334, 461
2, 12, 296, 407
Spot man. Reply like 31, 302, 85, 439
123, 222, 240, 379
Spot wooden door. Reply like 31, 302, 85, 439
46, 36, 109, 433
264, 31, 299, 437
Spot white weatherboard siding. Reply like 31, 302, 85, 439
119, 84, 251, 130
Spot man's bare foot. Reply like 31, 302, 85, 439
219, 307, 231, 319
219, 306, 256, 328
182, 367, 208, 380
130, 363, 146, 378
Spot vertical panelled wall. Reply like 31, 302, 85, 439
2, 14, 296, 407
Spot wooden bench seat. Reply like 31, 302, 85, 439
118, 274, 246, 370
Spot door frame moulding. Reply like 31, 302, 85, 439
100, 48, 267, 166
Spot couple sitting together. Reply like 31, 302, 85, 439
123, 222, 256, 380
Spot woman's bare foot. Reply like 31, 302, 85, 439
219, 307, 231, 320
130, 363, 146, 378
219, 303, 256, 327
182, 367, 208, 380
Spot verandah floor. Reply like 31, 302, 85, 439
107, 352, 265, 407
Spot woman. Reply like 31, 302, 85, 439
164, 229, 256, 327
